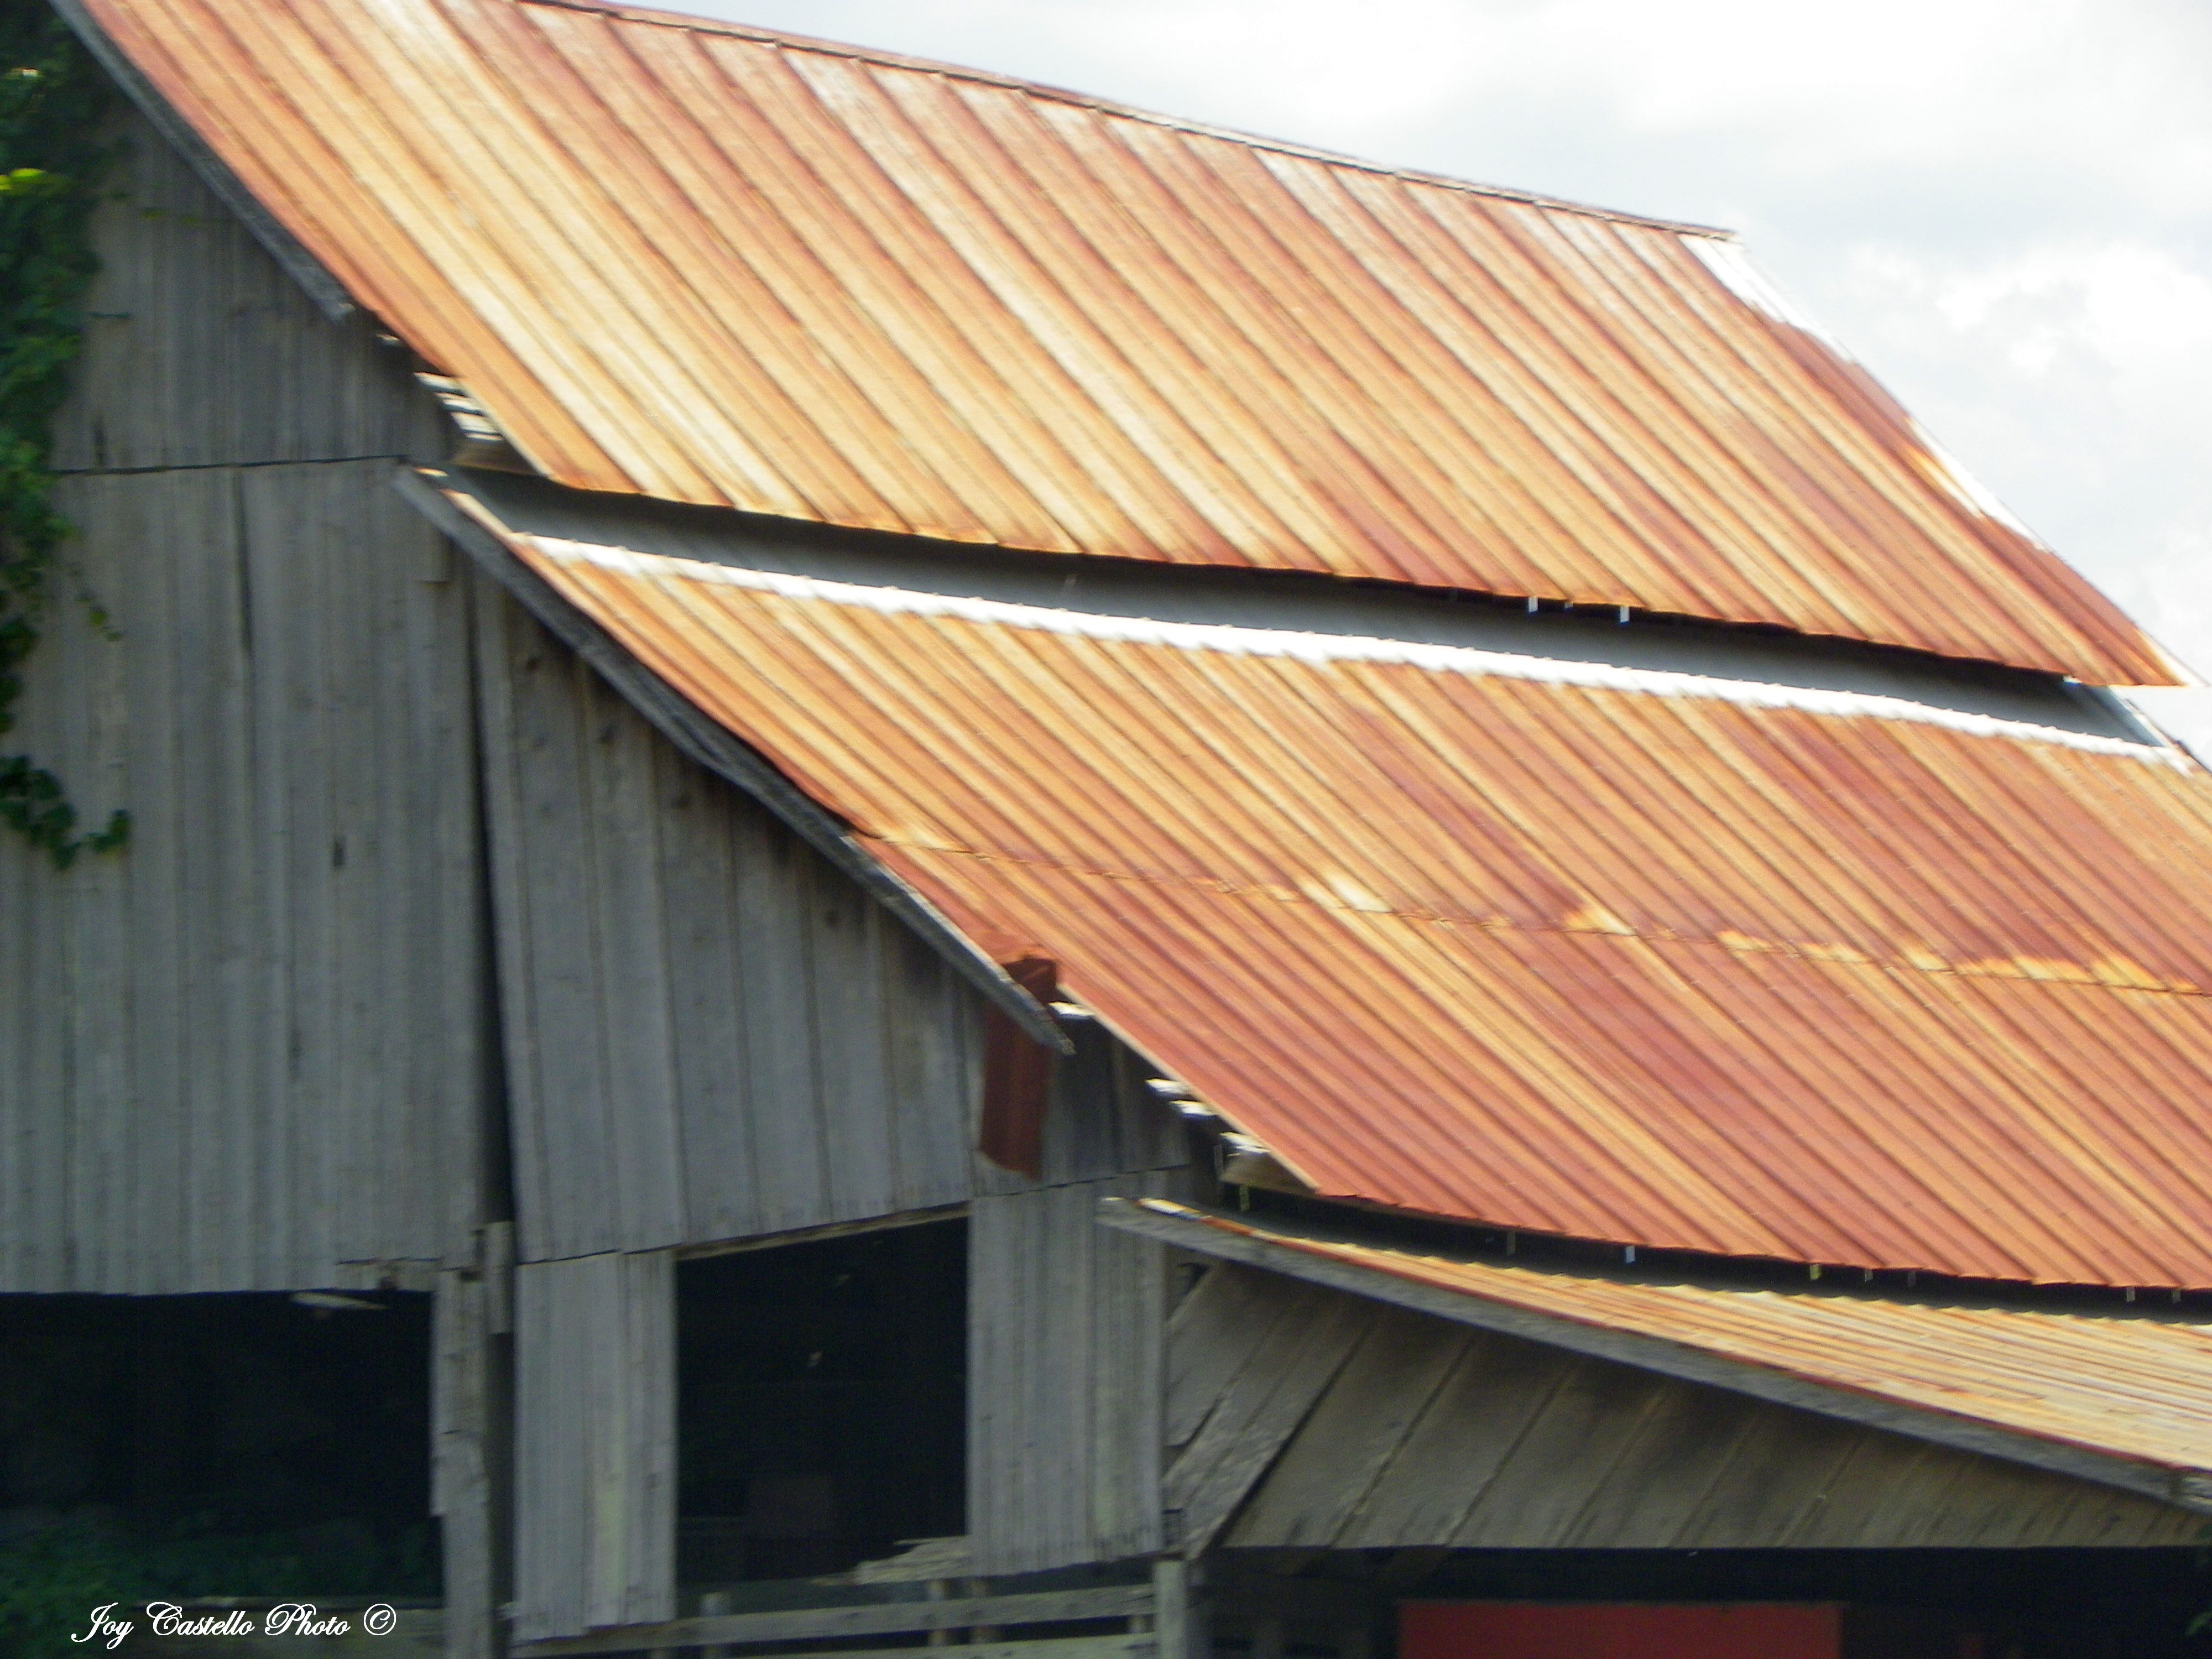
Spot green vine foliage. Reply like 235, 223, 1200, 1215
2, 0, 126, 869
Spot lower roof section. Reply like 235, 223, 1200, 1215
1113, 1198, 2212, 1511
423, 467, 2212, 1290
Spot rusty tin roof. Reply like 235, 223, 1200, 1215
81, 0, 2178, 681
435, 473, 2212, 1289
1128, 1199, 2212, 1494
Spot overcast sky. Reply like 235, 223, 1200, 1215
672, 0, 2212, 681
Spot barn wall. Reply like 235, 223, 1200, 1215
968, 1171, 1184, 1575
1167, 1266, 2202, 1552
0, 100, 484, 1291
0, 462, 487, 1290
514, 1250, 676, 1640
472, 582, 988, 1261
50, 105, 446, 473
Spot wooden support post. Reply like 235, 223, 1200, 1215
926, 1578, 952, 1647
1154, 1559, 1206, 1659
701, 1590, 733, 1659
435, 1268, 499, 1659
966, 1576, 1001, 1644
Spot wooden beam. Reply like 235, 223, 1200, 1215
1100, 1198, 2212, 1516
397, 466, 1068, 1054
1151, 1561, 1202, 1659
432, 1270, 496, 1659
675, 1203, 968, 1261
508, 1590, 1155, 1659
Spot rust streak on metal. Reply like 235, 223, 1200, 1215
453, 491, 2212, 1287
82, 0, 2185, 683
1141, 1201, 2212, 1479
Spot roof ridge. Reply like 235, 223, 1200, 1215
514, 0, 1737, 239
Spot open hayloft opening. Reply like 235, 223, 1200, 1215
0, 1291, 435, 1597
677, 1219, 967, 1587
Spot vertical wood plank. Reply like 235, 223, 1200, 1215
514, 1250, 675, 1640
126, 468, 189, 1291
969, 1173, 1171, 1574
435, 1269, 497, 1659
808, 865, 898, 1219
733, 815, 831, 1233
493, 611, 618, 1261
660, 740, 761, 1244
884, 930, 977, 1211
472, 575, 555, 1256
575, 674, 684, 1250
625, 1249, 677, 1625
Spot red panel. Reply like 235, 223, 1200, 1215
1401, 1601, 1841, 1659
979, 955, 1058, 1177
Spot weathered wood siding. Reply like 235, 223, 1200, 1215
1166, 1266, 2201, 1552
434, 1266, 504, 1659
0, 96, 481, 1293
968, 1172, 1182, 1575
473, 583, 984, 1261
50, 106, 445, 473
0, 461, 486, 1291
514, 1250, 676, 1641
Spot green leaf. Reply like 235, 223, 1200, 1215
0, 0, 124, 868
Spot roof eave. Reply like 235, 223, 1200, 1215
1102, 1196, 2212, 1517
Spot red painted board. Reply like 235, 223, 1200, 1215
1401, 1601, 1842, 1659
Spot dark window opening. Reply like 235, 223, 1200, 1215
0, 1292, 436, 1599
678, 1220, 966, 1587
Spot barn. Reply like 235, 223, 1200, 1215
7, 1, 2212, 1655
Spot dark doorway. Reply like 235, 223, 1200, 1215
0, 1291, 436, 1598
677, 1219, 966, 1587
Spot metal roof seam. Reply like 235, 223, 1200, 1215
853, 833, 2212, 1005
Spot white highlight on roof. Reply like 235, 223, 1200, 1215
1684, 237, 1850, 357
1685, 239, 2044, 544
535, 536, 2182, 766
1908, 419, 2041, 539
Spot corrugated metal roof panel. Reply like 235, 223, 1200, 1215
440, 476, 2212, 1288
86, 0, 2179, 682
1140, 1200, 2212, 1481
